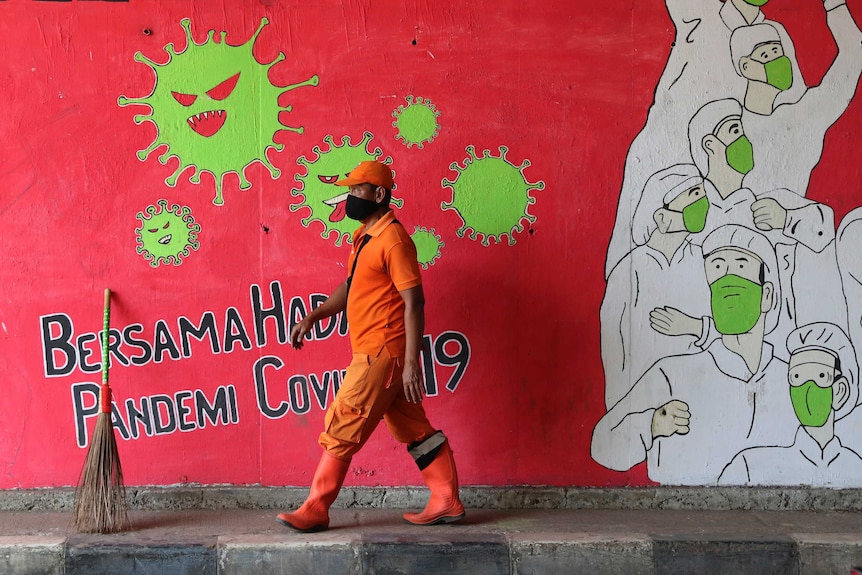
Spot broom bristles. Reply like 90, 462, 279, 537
73, 412, 130, 533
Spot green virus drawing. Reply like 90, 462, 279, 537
118, 18, 319, 206
410, 226, 444, 269
392, 95, 440, 149
135, 199, 201, 267
291, 132, 402, 246
442, 145, 544, 246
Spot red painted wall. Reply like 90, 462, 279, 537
1, 0, 860, 489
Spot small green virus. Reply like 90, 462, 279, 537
135, 199, 201, 267
392, 95, 440, 149
118, 18, 319, 206
442, 145, 544, 246
410, 226, 444, 269
291, 132, 402, 246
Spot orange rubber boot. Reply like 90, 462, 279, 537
403, 442, 465, 525
277, 451, 350, 532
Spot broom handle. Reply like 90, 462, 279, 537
100, 289, 112, 414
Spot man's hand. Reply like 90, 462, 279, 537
751, 198, 788, 231
402, 358, 424, 403
650, 306, 701, 337
651, 400, 691, 439
289, 317, 315, 350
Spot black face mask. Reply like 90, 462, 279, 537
346, 194, 381, 221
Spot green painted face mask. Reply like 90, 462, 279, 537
682, 196, 709, 233
764, 56, 793, 91
744, 0, 769, 6
790, 381, 833, 427
725, 135, 754, 175
710, 274, 763, 335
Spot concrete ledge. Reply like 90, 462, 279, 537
510, 533, 654, 575
652, 534, 800, 575
5, 486, 862, 512
65, 533, 217, 575
219, 534, 360, 575
793, 533, 862, 575
0, 536, 65, 575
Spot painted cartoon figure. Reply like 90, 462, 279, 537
601, 164, 711, 408
733, 2, 862, 198
592, 225, 797, 485
719, 322, 862, 486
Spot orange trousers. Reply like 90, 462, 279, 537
319, 346, 436, 460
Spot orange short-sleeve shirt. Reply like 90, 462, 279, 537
345, 211, 422, 356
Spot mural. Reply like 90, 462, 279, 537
2, 0, 861, 491
593, 0, 862, 486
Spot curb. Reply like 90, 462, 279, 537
5, 486, 862, 512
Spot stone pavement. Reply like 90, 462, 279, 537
2, 507, 862, 574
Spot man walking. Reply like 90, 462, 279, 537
277, 160, 465, 532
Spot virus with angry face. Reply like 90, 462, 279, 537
290, 132, 402, 246
135, 199, 201, 267
119, 18, 319, 205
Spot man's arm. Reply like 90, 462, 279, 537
400, 285, 425, 403
793, 0, 862, 128
289, 281, 348, 349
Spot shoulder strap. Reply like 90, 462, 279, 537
345, 233, 372, 295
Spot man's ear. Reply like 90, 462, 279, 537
739, 57, 767, 82
833, 376, 850, 412
653, 209, 673, 234
761, 281, 774, 312
702, 134, 720, 158
374, 186, 387, 203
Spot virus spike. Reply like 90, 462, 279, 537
281, 74, 320, 92
238, 169, 252, 190
117, 93, 146, 107
131, 113, 153, 125
133, 51, 163, 68
164, 43, 180, 58
180, 18, 195, 46
213, 178, 224, 206
251, 17, 270, 45
268, 52, 287, 70
137, 139, 161, 161
165, 162, 187, 186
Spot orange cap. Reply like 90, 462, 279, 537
336, 160, 394, 189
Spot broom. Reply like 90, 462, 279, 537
73, 288, 130, 533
